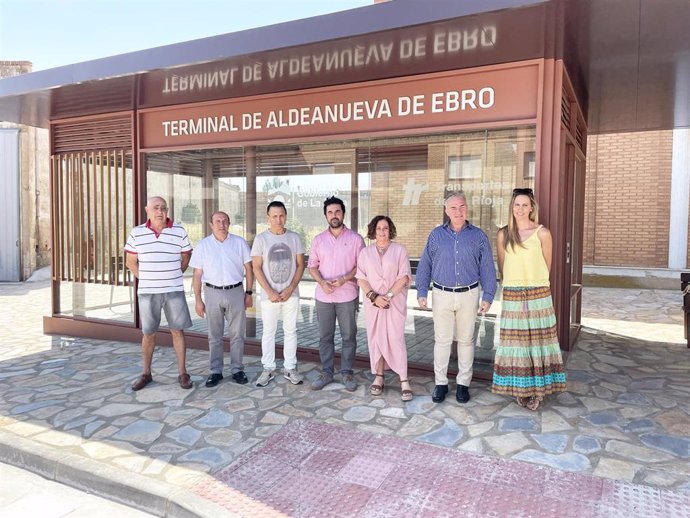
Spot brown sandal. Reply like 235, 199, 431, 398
370, 373, 384, 396
516, 396, 529, 408
526, 396, 543, 411
400, 379, 413, 402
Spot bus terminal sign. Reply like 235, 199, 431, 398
140, 63, 539, 149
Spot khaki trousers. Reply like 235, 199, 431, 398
431, 286, 480, 386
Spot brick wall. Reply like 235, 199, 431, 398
584, 131, 673, 267
0, 61, 32, 79
0, 60, 52, 279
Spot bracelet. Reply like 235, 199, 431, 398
366, 290, 374, 299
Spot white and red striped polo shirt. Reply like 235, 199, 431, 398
124, 219, 192, 294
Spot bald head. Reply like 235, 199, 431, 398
144, 196, 169, 231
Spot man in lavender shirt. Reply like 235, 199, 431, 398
308, 196, 365, 391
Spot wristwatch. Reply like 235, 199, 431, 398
386, 291, 393, 298
245, 290, 253, 295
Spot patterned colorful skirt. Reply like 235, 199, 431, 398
491, 286, 567, 398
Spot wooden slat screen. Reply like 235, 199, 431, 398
561, 91, 572, 129
52, 150, 132, 285
53, 115, 132, 153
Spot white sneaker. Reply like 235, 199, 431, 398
255, 370, 275, 387
283, 368, 304, 385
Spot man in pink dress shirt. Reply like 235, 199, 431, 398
308, 197, 365, 391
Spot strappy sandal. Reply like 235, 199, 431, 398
370, 373, 384, 396
516, 396, 529, 408
400, 379, 413, 402
526, 396, 543, 411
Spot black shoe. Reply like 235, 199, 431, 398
205, 373, 223, 387
456, 384, 470, 403
432, 384, 449, 403
232, 371, 248, 384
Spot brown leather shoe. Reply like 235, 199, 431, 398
178, 373, 193, 389
131, 373, 152, 391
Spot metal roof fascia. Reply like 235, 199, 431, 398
0, 0, 548, 98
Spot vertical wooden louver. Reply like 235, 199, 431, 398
51, 115, 132, 285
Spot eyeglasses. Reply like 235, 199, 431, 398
512, 188, 534, 196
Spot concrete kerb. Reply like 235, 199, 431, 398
0, 428, 234, 518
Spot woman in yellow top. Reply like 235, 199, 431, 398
491, 188, 566, 411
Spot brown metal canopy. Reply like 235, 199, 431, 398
0, 0, 689, 133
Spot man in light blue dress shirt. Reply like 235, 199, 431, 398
416, 191, 497, 404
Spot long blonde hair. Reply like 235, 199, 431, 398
501, 188, 539, 252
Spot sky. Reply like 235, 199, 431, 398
0, 0, 373, 71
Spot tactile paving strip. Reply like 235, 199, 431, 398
191, 418, 688, 518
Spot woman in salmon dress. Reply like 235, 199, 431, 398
356, 215, 413, 401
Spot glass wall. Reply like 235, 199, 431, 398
143, 127, 535, 372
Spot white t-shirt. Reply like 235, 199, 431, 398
124, 220, 192, 294
189, 233, 251, 286
250, 229, 304, 300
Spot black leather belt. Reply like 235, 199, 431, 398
432, 281, 479, 293
205, 281, 242, 290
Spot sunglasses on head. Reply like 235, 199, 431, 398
512, 188, 534, 196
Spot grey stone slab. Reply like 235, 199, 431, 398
93, 404, 151, 417
194, 409, 234, 428
512, 450, 591, 472
616, 392, 652, 406
584, 411, 620, 426
0, 369, 36, 379
166, 426, 203, 447
112, 420, 164, 444
573, 435, 601, 454
605, 440, 674, 462
405, 396, 436, 414
82, 420, 106, 438
10, 400, 65, 415
178, 447, 232, 467
149, 443, 188, 455
343, 406, 376, 422
485, 432, 530, 456
640, 433, 690, 458
498, 417, 539, 432
593, 457, 640, 481
623, 418, 657, 433
629, 378, 666, 390
530, 433, 568, 453
417, 418, 463, 448
63, 415, 98, 431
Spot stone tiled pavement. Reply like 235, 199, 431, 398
0, 281, 689, 517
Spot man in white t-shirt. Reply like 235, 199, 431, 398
190, 211, 254, 388
251, 201, 305, 387
125, 196, 193, 391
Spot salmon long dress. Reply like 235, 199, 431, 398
356, 242, 412, 375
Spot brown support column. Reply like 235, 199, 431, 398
536, 58, 571, 351
203, 159, 213, 225
245, 146, 257, 338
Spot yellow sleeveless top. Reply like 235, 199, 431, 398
502, 225, 550, 287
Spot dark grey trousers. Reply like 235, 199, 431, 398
315, 298, 358, 376
204, 286, 245, 374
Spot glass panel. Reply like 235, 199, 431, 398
55, 151, 135, 323
58, 281, 135, 324
141, 128, 536, 373
144, 149, 246, 332
356, 128, 536, 372
253, 143, 357, 345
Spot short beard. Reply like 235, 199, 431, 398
329, 219, 343, 229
